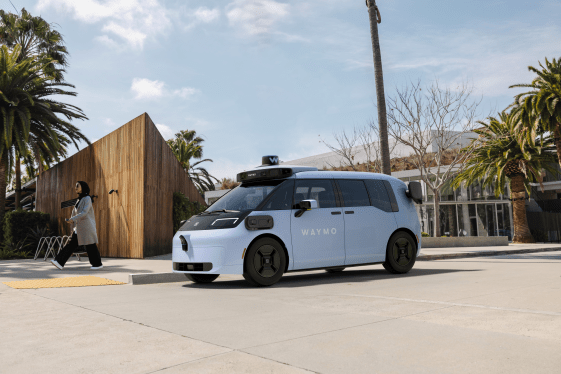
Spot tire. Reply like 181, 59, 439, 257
243, 237, 286, 286
325, 267, 345, 273
383, 231, 417, 274
185, 273, 219, 283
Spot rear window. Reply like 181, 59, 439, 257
364, 179, 392, 212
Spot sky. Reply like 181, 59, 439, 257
3, 0, 560, 180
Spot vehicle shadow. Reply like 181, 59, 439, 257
182, 267, 481, 290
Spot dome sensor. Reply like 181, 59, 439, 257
262, 155, 279, 166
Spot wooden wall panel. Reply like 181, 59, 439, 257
143, 114, 206, 257
36, 112, 205, 259
36, 114, 146, 258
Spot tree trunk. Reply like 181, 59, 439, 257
15, 154, 21, 210
433, 189, 441, 237
0, 153, 8, 239
510, 174, 534, 243
35, 144, 43, 176
366, 0, 391, 176
554, 125, 561, 170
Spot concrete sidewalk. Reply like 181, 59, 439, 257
2, 243, 561, 285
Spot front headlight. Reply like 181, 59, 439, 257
210, 218, 239, 229
179, 235, 188, 251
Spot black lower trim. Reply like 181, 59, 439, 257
173, 262, 213, 272
286, 261, 385, 273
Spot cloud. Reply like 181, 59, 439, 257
102, 118, 117, 127
172, 87, 201, 99
131, 78, 200, 100
226, 0, 290, 37
384, 25, 561, 97
36, 0, 170, 49
155, 124, 175, 140
181, 6, 221, 31
131, 78, 165, 100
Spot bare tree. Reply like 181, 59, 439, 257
387, 81, 482, 237
321, 128, 361, 171
321, 122, 397, 172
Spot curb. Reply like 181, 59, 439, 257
129, 272, 186, 285
417, 247, 561, 261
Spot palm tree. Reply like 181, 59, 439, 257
366, 0, 390, 175
510, 58, 561, 168
452, 111, 558, 243
166, 130, 218, 193
0, 8, 69, 82
0, 45, 88, 221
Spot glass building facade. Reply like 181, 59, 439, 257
397, 176, 513, 240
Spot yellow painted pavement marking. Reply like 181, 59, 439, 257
3, 276, 126, 289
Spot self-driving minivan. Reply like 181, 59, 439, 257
172, 156, 423, 286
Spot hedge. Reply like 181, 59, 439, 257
3, 210, 51, 247
172, 192, 206, 233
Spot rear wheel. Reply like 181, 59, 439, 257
325, 267, 345, 273
383, 232, 417, 274
185, 274, 219, 283
243, 237, 286, 286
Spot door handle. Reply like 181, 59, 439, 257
331, 211, 341, 215
345, 211, 354, 214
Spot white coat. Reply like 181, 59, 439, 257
68, 196, 99, 246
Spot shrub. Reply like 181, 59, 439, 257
173, 192, 206, 234
0, 239, 33, 260
3, 211, 51, 249
421, 232, 430, 237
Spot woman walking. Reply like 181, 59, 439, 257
51, 181, 103, 270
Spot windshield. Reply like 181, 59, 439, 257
206, 180, 286, 212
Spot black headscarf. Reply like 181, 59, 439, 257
75, 181, 93, 207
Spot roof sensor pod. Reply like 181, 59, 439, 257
261, 155, 279, 166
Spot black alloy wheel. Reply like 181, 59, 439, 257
185, 274, 219, 283
383, 231, 417, 274
243, 237, 286, 286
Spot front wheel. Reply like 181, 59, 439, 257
185, 274, 219, 283
243, 237, 286, 286
383, 232, 417, 274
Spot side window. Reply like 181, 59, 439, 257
364, 179, 392, 212
262, 180, 294, 211
337, 180, 370, 207
294, 180, 337, 208
383, 180, 399, 212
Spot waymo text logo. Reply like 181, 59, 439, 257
301, 228, 337, 236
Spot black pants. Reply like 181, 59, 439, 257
55, 232, 103, 267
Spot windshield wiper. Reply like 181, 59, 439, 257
199, 209, 240, 215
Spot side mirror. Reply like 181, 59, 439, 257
294, 199, 318, 217
299, 199, 318, 210
406, 181, 423, 204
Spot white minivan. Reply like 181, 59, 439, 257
172, 156, 423, 286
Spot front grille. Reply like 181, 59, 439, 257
174, 262, 213, 272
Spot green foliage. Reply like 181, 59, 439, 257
0, 239, 32, 260
173, 192, 206, 234
3, 210, 50, 249
167, 130, 218, 193
452, 110, 558, 195
421, 232, 430, 237
0, 8, 69, 82
510, 58, 561, 149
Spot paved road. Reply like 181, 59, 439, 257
2, 251, 561, 373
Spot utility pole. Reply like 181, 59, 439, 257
366, 0, 391, 175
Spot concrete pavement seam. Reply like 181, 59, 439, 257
418, 247, 561, 261
238, 305, 456, 352
17, 289, 319, 374
340, 294, 561, 316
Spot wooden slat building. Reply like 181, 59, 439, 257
36, 113, 206, 258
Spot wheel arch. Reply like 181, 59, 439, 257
246, 233, 290, 273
